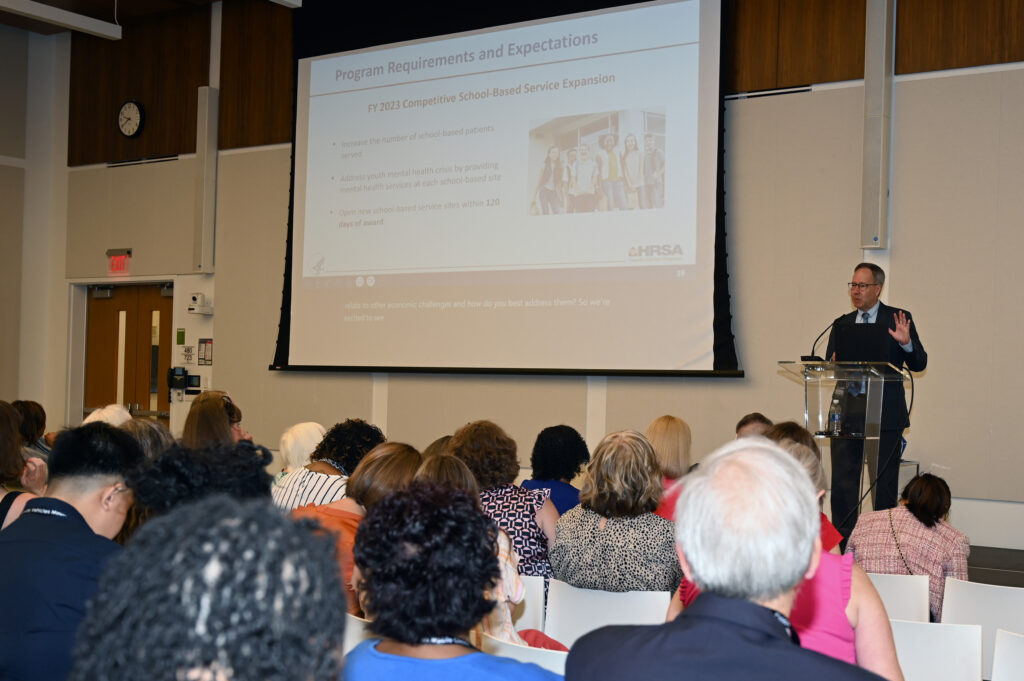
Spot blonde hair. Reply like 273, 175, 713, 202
780, 439, 826, 494
579, 430, 662, 518
644, 415, 692, 480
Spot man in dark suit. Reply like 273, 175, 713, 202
825, 262, 927, 541
566, 439, 884, 681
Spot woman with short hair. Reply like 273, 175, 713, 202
346, 481, 558, 680
450, 420, 557, 579
521, 424, 589, 515
846, 473, 969, 621
550, 430, 681, 592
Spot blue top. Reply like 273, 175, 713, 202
345, 639, 562, 681
0, 497, 121, 681
521, 479, 579, 515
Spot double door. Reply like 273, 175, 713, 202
84, 284, 173, 424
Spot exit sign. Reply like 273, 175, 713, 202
106, 248, 132, 276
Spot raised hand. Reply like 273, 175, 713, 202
889, 310, 911, 345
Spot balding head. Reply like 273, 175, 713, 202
674, 438, 819, 604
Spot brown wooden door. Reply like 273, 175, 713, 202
84, 284, 173, 424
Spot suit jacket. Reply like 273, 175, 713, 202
566, 592, 883, 681
825, 302, 927, 430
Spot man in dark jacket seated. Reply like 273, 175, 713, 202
566, 438, 887, 681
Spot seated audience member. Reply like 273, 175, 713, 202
551, 430, 681, 592
645, 414, 692, 520
0, 423, 144, 681
130, 440, 274, 516
669, 430, 847, 617
765, 420, 820, 455
521, 424, 590, 515
69, 495, 346, 681
273, 418, 384, 510
736, 411, 773, 438
1, 401, 39, 528
181, 391, 250, 449
450, 420, 557, 579
12, 399, 49, 461
763, 424, 840, 552
293, 442, 422, 615
785, 442, 903, 680
422, 434, 452, 458
82, 403, 133, 427
346, 481, 559, 681
120, 417, 174, 461
566, 439, 884, 681
414, 454, 528, 646
846, 474, 968, 621
276, 421, 327, 481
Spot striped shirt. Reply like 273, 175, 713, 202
272, 467, 348, 511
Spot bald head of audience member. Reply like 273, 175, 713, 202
674, 438, 821, 613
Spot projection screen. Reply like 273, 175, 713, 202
286, 0, 723, 372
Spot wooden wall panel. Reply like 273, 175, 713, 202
776, 0, 865, 88
896, 0, 1003, 74
722, 0, 779, 94
219, 0, 294, 149
68, 6, 210, 166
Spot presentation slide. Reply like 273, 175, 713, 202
289, 0, 721, 371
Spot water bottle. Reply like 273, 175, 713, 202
829, 398, 842, 437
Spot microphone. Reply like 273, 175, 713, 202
801, 321, 834, 362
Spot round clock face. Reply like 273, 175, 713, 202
118, 101, 143, 137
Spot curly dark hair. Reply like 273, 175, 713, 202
354, 481, 499, 644
310, 418, 385, 475
129, 440, 273, 515
530, 425, 589, 481
448, 420, 519, 490
69, 495, 346, 681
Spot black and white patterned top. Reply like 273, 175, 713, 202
479, 484, 553, 579
271, 468, 348, 511
550, 506, 682, 592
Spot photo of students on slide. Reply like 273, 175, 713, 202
528, 109, 665, 215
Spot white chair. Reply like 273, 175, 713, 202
509, 574, 546, 632
941, 578, 1024, 680
542, 578, 670, 649
889, 619, 982, 681
479, 632, 567, 675
867, 573, 930, 622
991, 628, 1024, 681
343, 612, 375, 655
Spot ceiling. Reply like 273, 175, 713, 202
0, 0, 216, 36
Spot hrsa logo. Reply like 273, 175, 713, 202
629, 244, 684, 257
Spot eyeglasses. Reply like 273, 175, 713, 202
847, 282, 880, 291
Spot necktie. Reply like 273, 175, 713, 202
862, 311, 871, 323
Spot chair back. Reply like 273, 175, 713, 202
343, 612, 375, 655
542, 578, 670, 649
889, 619, 982, 681
479, 632, 567, 675
941, 577, 1024, 680
509, 574, 546, 632
991, 628, 1024, 681
867, 572, 930, 622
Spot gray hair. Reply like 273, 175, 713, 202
279, 421, 327, 471
674, 438, 819, 602
779, 439, 827, 494
82, 403, 132, 427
